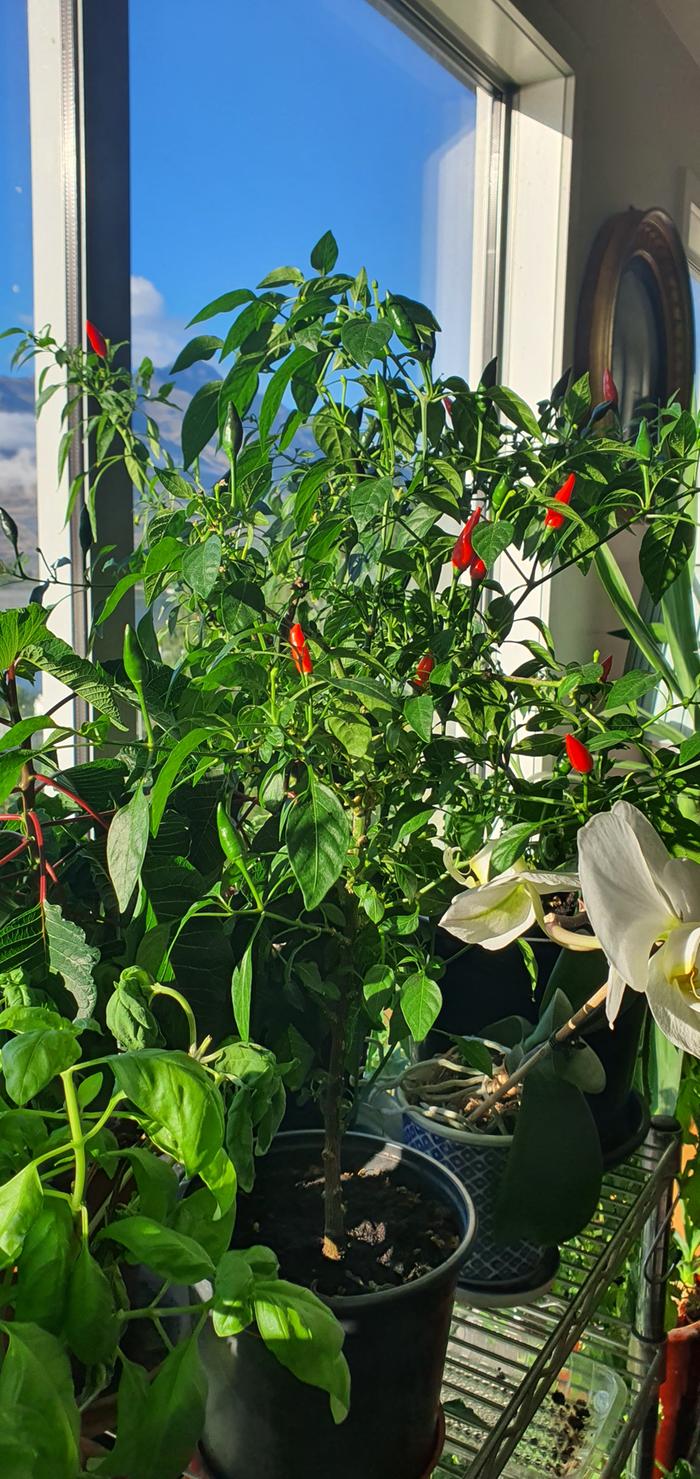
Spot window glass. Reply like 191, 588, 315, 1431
0, 0, 36, 613
129, 0, 478, 436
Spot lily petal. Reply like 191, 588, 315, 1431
578, 802, 676, 993
646, 934, 700, 1055
440, 877, 535, 951
606, 968, 628, 1025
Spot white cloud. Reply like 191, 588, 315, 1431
0, 412, 36, 453
130, 274, 187, 369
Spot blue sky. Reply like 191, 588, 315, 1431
0, 0, 33, 374
129, 0, 477, 366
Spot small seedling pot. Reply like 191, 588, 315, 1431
397, 1058, 558, 1306
198, 1131, 475, 1479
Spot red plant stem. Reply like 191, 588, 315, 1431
0, 837, 29, 866
27, 810, 47, 904
33, 775, 109, 830
0, 814, 23, 823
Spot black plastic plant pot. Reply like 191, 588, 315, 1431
425, 931, 559, 1051
198, 1131, 476, 1479
397, 1066, 558, 1308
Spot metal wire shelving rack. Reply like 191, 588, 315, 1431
435, 1118, 681, 1479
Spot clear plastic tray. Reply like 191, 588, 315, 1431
443, 1333, 628, 1479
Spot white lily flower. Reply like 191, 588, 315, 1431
440, 858, 579, 952
577, 801, 700, 1056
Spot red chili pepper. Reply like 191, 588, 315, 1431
544, 473, 575, 529
86, 319, 107, 358
289, 622, 313, 676
415, 654, 435, 688
601, 655, 613, 683
470, 557, 487, 582
602, 368, 618, 406
451, 508, 481, 572
564, 733, 593, 775
442, 396, 454, 420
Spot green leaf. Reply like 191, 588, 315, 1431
107, 785, 150, 912
294, 460, 330, 533
0, 906, 44, 976
489, 823, 536, 875
350, 476, 392, 531
182, 534, 222, 598
452, 1037, 494, 1075
218, 359, 259, 421
286, 775, 350, 911
495, 1059, 602, 1244
232, 942, 253, 1042
64, 1245, 119, 1365
12, 1200, 74, 1332
363, 964, 394, 1021
0, 1162, 43, 1266
25, 629, 123, 724
640, 515, 696, 602
181, 380, 220, 467
258, 346, 313, 444
604, 669, 657, 710
404, 694, 434, 742
188, 288, 255, 325
310, 230, 339, 273
0, 1324, 79, 1479
679, 732, 700, 766
2, 1029, 80, 1105
107, 1338, 207, 1479
340, 318, 391, 367
0, 750, 22, 807
326, 714, 372, 757
98, 1146, 179, 1224
471, 520, 515, 567
487, 386, 541, 439
95, 570, 141, 628
253, 1279, 350, 1420
401, 971, 442, 1041
99, 1214, 215, 1282
172, 1187, 235, 1265
151, 726, 212, 835
170, 335, 222, 374
257, 266, 305, 287
109, 1049, 224, 1173
595, 544, 680, 699
0, 609, 19, 669
106, 969, 161, 1051
44, 901, 99, 1018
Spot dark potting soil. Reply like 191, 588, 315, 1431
235, 1160, 460, 1298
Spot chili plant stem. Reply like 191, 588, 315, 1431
61, 1067, 87, 1224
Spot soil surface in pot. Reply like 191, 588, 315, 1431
235, 1158, 460, 1297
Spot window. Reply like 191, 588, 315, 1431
0, 0, 36, 615
129, 0, 497, 413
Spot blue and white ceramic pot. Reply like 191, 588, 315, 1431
397, 1059, 559, 1306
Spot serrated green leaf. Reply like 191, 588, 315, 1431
44, 901, 99, 1018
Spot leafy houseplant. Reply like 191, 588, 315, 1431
0, 993, 348, 1479
2, 233, 700, 1472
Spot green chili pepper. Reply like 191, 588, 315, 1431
635, 417, 651, 460
374, 372, 389, 423
386, 300, 422, 354
491, 474, 510, 512
217, 802, 247, 864
123, 625, 147, 688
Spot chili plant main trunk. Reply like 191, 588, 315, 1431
321, 983, 350, 1261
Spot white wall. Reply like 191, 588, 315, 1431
511, 0, 700, 360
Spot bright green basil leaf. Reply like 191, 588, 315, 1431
172, 1188, 235, 1266
12, 1200, 74, 1332
64, 1244, 119, 1365
99, 1214, 215, 1282
109, 1049, 224, 1173
2, 1029, 80, 1106
0, 1162, 43, 1266
0, 1323, 79, 1479
253, 1278, 349, 1420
